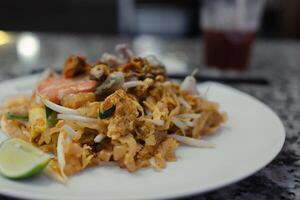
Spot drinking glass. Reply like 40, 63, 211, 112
201, 0, 265, 70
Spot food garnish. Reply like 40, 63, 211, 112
0, 138, 51, 179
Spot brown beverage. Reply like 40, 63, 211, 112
203, 29, 255, 70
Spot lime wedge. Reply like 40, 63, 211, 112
0, 138, 51, 179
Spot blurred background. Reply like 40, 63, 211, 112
0, 0, 300, 74
0, 0, 299, 38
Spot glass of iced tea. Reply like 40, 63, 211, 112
201, 0, 265, 70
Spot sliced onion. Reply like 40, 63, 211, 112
90, 66, 103, 80
178, 96, 191, 109
0, 118, 10, 143
94, 134, 105, 143
35, 94, 41, 104
171, 116, 188, 130
101, 53, 118, 61
180, 75, 199, 95
129, 77, 138, 81
48, 153, 55, 159
58, 114, 97, 124
145, 108, 152, 116
185, 120, 195, 127
149, 157, 162, 171
111, 72, 125, 80
123, 81, 144, 89
145, 55, 163, 67
100, 53, 122, 66
0, 131, 8, 144
62, 124, 77, 141
145, 118, 164, 126
170, 134, 215, 148
57, 130, 67, 180
44, 165, 67, 184
0, 118, 7, 132
176, 113, 201, 119
151, 119, 165, 126
40, 96, 79, 115
202, 86, 211, 99
115, 44, 134, 60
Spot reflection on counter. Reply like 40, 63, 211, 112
16, 33, 40, 59
0, 31, 10, 46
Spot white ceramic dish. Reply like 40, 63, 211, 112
0, 75, 285, 200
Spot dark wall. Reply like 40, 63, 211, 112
0, 0, 117, 33
0, 0, 300, 38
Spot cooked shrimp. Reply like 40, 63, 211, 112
37, 77, 97, 104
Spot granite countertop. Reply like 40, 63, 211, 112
0, 32, 299, 200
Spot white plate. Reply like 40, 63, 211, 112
0, 75, 285, 200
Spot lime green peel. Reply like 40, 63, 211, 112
0, 138, 51, 179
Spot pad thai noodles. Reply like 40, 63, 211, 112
0, 44, 227, 183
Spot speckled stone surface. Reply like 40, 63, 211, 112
0, 32, 299, 200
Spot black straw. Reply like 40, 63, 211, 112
168, 74, 269, 85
